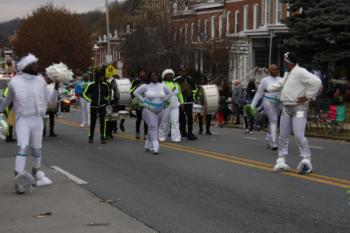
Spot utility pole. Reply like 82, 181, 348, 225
105, 0, 112, 64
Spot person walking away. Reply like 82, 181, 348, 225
243, 80, 257, 134
130, 68, 148, 139
174, 65, 198, 140
159, 69, 182, 142
0, 54, 58, 194
232, 80, 243, 125
267, 52, 322, 174
83, 67, 110, 144
44, 76, 58, 137
251, 64, 283, 150
133, 71, 172, 154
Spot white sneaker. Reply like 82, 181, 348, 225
80, 124, 84, 127
273, 157, 290, 172
159, 137, 166, 142
297, 158, 313, 174
145, 139, 152, 152
14, 171, 36, 194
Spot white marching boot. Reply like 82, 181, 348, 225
14, 171, 36, 194
273, 157, 290, 172
34, 170, 52, 187
297, 158, 313, 174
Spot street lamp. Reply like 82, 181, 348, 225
105, 0, 112, 64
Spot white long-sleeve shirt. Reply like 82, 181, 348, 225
133, 82, 172, 113
251, 75, 283, 107
267, 65, 322, 105
0, 73, 58, 117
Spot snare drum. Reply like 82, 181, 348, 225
199, 85, 219, 114
117, 110, 129, 120
193, 104, 203, 113
115, 79, 131, 105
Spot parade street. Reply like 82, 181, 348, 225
1, 108, 350, 233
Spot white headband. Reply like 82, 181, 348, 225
162, 69, 175, 79
17, 53, 38, 71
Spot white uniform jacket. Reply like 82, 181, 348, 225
267, 65, 322, 105
0, 73, 58, 117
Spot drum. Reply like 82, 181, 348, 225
117, 110, 129, 120
115, 79, 131, 105
193, 104, 203, 113
109, 112, 119, 121
199, 85, 219, 114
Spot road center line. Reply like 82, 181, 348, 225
242, 137, 257, 140
51, 165, 88, 185
57, 118, 350, 189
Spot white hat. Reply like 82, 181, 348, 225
161, 69, 175, 79
17, 53, 38, 72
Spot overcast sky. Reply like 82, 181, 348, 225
0, 0, 117, 23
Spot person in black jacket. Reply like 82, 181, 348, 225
174, 66, 198, 140
83, 67, 110, 144
130, 68, 148, 139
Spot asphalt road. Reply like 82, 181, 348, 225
1, 109, 349, 233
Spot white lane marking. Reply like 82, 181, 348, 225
242, 137, 257, 140
51, 166, 88, 185
309, 145, 324, 150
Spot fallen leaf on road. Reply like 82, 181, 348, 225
33, 212, 52, 218
87, 222, 110, 226
100, 198, 121, 203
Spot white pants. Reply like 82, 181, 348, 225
15, 116, 44, 173
80, 98, 90, 125
263, 99, 281, 146
159, 107, 181, 142
142, 108, 167, 151
278, 105, 311, 158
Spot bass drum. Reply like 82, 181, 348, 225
198, 85, 219, 114
115, 79, 131, 105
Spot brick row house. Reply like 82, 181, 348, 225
171, 0, 289, 85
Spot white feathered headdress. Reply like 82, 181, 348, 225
45, 62, 73, 83
17, 53, 38, 72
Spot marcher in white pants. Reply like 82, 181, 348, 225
80, 97, 90, 126
159, 69, 182, 142
251, 64, 282, 150
267, 52, 322, 174
134, 72, 172, 154
78, 74, 90, 127
0, 54, 58, 194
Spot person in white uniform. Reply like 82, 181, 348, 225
133, 72, 172, 154
251, 64, 282, 150
0, 54, 58, 194
158, 69, 182, 142
267, 52, 322, 174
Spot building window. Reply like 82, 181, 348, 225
243, 5, 248, 31
185, 24, 188, 43
211, 16, 215, 39
275, 0, 282, 24
226, 11, 231, 35
253, 4, 259, 29
286, 3, 290, 17
234, 10, 239, 33
219, 15, 223, 37
197, 19, 201, 41
264, 0, 271, 25
179, 27, 182, 43
191, 23, 195, 42
204, 19, 208, 39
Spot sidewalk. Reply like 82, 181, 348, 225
0, 157, 156, 233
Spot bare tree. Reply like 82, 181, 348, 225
12, 5, 92, 72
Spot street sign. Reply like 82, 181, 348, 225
105, 64, 117, 78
